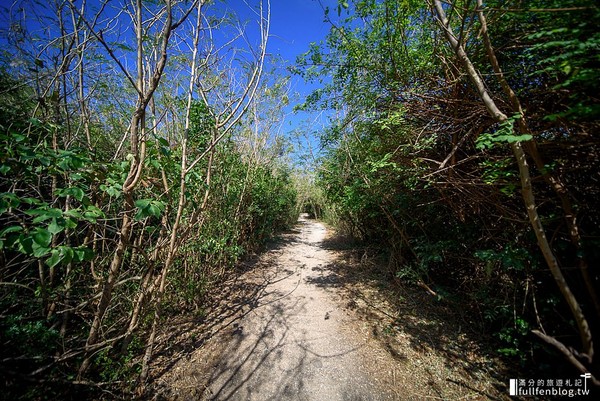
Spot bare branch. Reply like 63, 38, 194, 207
68, 0, 140, 95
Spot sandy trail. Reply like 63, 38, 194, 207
201, 215, 394, 400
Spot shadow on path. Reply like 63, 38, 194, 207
149, 218, 511, 401
316, 232, 512, 401
150, 217, 390, 401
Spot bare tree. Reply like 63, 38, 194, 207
71, 0, 201, 376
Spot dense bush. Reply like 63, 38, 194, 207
0, 1, 298, 397
297, 0, 599, 381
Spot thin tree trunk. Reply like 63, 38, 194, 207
139, 120, 188, 384
139, 0, 203, 383
79, 0, 147, 376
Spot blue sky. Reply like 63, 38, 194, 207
268, 0, 337, 167
270, 0, 332, 64
209, 0, 337, 167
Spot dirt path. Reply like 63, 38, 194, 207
200, 215, 395, 400
151, 215, 510, 400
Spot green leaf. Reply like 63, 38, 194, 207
495, 133, 532, 143
65, 217, 78, 229
17, 234, 34, 255
32, 228, 52, 248
63, 247, 74, 264
12, 132, 27, 142
134, 199, 151, 209
22, 197, 43, 205
3, 231, 21, 248
46, 250, 62, 268
1, 192, 21, 211
134, 199, 165, 220
56, 187, 86, 202
64, 209, 84, 219
83, 205, 105, 223
32, 242, 51, 258
148, 158, 161, 169
46, 246, 75, 268
100, 183, 122, 198
47, 218, 65, 235
146, 202, 164, 218
34, 209, 64, 224
26, 207, 62, 223
73, 246, 94, 262
69, 172, 84, 181
0, 226, 23, 250
476, 114, 530, 149
56, 151, 86, 171
0, 226, 23, 237
37, 156, 52, 167
107, 186, 121, 197
29, 118, 42, 127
